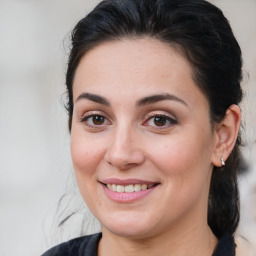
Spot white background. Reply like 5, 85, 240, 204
0, 0, 255, 255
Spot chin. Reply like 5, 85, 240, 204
100, 212, 158, 238
105, 224, 153, 239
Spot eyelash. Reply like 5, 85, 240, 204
80, 112, 177, 129
143, 114, 177, 128
80, 113, 111, 128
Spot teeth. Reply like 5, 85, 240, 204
134, 184, 142, 192
106, 184, 154, 193
141, 184, 147, 190
125, 184, 134, 193
116, 185, 125, 192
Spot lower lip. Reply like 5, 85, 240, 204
102, 184, 158, 203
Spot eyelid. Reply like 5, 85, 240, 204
81, 110, 110, 120
144, 110, 177, 122
142, 111, 178, 128
80, 111, 112, 128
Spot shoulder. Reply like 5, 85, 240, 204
41, 233, 102, 256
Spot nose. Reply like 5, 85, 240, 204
104, 125, 145, 170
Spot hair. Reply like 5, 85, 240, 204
65, 0, 243, 238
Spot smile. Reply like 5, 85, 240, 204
101, 180, 160, 203
106, 183, 154, 193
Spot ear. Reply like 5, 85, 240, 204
211, 104, 241, 167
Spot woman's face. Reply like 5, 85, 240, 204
71, 38, 218, 238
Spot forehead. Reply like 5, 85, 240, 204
74, 38, 191, 83
73, 38, 208, 109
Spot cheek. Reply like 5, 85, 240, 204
70, 130, 104, 176
148, 129, 214, 190
147, 133, 213, 220
70, 131, 106, 209
148, 135, 205, 172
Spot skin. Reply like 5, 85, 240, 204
70, 38, 241, 256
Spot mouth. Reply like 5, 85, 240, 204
100, 179, 160, 202
105, 183, 157, 193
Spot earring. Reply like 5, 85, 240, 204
221, 157, 225, 166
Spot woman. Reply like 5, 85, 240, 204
43, 0, 245, 255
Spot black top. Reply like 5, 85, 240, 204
42, 233, 236, 256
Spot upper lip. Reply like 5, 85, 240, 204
100, 178, 160, 185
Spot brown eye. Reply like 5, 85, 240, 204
143, 114, 177, 128
154, 116, 167, 126
92, 115, 105, 125
81, 114, 111, 128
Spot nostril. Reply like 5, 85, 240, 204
119, 163, 139, 170
103, 130, 145, 169
104, 148, 145, 170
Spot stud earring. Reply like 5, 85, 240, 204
221, 157, 225, 166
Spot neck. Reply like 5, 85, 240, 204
98, 222, 217, 256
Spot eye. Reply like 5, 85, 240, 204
144, 114, 177, 128
90, 115, 106, 125
81, 114, 111, 128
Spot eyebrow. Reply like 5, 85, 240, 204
75, 93, 110, 106
75, 92, 187, 107
136, 93, 187, 106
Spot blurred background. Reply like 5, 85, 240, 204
0, 0, 255, 255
